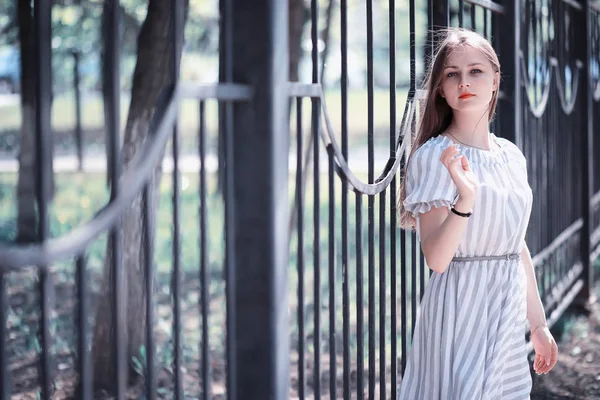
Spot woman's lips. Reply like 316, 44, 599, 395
459, 93, 475, 99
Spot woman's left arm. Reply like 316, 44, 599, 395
521, 243, 558, 374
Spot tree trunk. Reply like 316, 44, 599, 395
319, 0, 335, 84
16, 0, 37, 243
92, 0, 189, 390
288, 0, 308, 83
16, 0, 54, 242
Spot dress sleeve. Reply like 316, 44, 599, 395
498, 137, 528, 177
402, 141, 459, 218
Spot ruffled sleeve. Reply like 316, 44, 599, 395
402, 140, 459, 218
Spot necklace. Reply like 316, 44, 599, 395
446, 131, 497, 151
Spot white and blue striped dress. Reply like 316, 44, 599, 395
398, 133, 534, 400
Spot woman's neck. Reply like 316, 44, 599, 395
444, 111, 492, 149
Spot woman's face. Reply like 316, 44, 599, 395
439, 45, 499, 113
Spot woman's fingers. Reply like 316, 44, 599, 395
440, 146, 460, 167
533, 353, 541, 374
536, 352, 549, 374
538, 355, 550, 374
534, 353, 544, 373
448, 155, 464, 170
461, 154, 471, 171
548, 342, 558, 370
541, 342, 558, 374
535, 342, 558, 375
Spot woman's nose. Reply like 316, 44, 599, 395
459, 79, 471, 89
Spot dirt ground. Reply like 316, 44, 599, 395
530, 284, 600, 400
5, 268, 600, 399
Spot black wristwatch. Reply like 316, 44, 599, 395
450, 205, 472, 218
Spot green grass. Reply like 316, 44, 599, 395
0, 170, 424, 347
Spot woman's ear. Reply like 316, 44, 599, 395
492, 71, 500, 91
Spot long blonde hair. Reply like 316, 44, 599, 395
397, 28, 501, 230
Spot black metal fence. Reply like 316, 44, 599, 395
0, 0, 599, 399
518, 0, 595, 345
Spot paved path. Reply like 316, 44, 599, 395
0, 148, 394, 174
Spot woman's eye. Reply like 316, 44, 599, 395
447, 72, 457, 77
471, 69, 482, 74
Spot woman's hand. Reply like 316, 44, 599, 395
440, 144, 479, 205
531, 325, 558, 375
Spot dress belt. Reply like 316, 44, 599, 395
451, 253, 521, 262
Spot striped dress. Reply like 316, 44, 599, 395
398, 133, 534, 400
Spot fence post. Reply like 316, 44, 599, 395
579, 0, 595, 304
230, 0, 290, 399
495, 1, 520, 147
425, 0, 449, 63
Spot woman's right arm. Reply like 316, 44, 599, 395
416, 144, 478, 274
418, 195, 474, 274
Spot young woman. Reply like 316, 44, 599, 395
397, 28, 558, 399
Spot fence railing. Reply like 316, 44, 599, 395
0, 0, 600, 399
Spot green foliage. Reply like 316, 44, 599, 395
0, 0, 214, 91
131, 344, 147, 377
0, 169, 421, 358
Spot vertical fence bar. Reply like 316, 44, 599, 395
339, 0, 351, 398
312, 96, 322, 399
143, 182, 157, 400
355, 192, 364, 400
295, 98, 306, 400
328, 146, 336, 399
388, 0, 398, 396
378, 190, 386, 399
427, 0, 448, 99
459, 0, 464, 27
432, 0, 449, 30
33, 0, 53, 397
402, 0, 416, 379
366, 0, 376, 397
104, 0, 126, 395
496, 0, 519, 146
580, 0, 595, 301
224, 104, 236, 400
77, 255, 92, 399
171, 0, 183, 398
231, 0, 290, 398
220, 0, 236, 396
533, 2, 538, 106
415, 242, 421, 302
198, 101, 211, 400
427, 0, 433, 60
0, 273, 9, 397
483, 8, 488, 38
419, 251, 426, 300
400, 228, 408, 374
171, 85, 184, 399
411, 232, 418, 334
73, 51, 83, 171
310, 0, 321, 397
